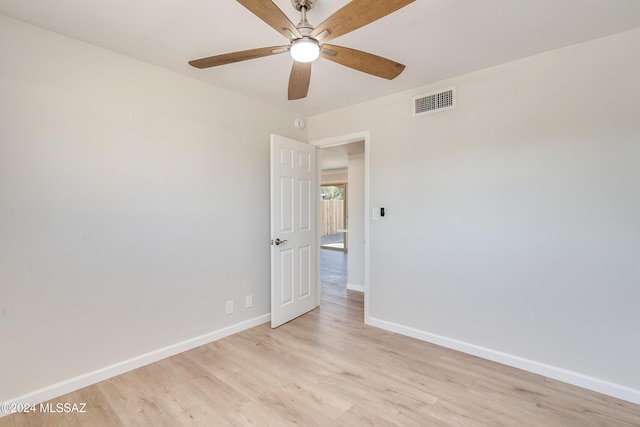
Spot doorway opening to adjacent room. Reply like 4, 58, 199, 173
314, 131, 369, 321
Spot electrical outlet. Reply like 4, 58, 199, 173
225, 300, 233, 315
245, 295, 253, 308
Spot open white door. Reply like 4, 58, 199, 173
270, 134, 318, 328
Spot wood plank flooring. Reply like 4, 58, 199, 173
2, 250, 639, 426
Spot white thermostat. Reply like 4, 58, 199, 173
294, 118, 305, 130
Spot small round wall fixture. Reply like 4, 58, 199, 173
295, 118, 306, 130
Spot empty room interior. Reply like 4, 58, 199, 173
1, 0, 640, 425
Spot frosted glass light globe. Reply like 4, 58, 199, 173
290, 38, 320, 63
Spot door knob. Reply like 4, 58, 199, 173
272, 238, 288, 246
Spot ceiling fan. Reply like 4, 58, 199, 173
188, 0, 415, 100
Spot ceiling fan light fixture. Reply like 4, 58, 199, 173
290, 37, 320, 63
188, 0, 414, 100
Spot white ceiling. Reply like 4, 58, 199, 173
2, 0, 640, 116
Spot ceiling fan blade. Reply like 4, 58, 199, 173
288, 61, 312, 100
320, 44, 405, 80
236, 0, 302, 39
311, 0, 415, 43
188, 46, 288, 69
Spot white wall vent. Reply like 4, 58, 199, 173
413, 86, 456, 117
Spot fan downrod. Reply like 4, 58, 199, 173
291, 0, 316, 12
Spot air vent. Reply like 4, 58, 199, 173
413, 86, 456, 117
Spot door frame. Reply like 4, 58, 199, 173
310, 131, 370, 323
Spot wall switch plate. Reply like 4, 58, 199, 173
245, 295, 253, 308
372, 207, 380, 220
225, 300, 233, 315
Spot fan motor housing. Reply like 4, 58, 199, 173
292, 0, 316, 11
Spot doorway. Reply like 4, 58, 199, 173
314, 132, 369, 321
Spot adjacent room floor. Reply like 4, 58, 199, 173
320, 247, 348, 296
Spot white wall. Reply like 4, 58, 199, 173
0, 15, 305, 402
347, 153, 364, 289
320, 168, 347, 185
309, 28, 640, 402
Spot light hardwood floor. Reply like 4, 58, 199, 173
2, 250, 639, 426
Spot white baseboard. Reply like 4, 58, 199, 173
346, 283, 365, 292
2, 313, 271, 415
367, 316, 640, 405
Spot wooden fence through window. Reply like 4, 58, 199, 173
321, 200, 344, 236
